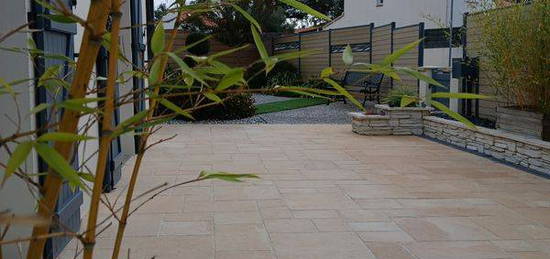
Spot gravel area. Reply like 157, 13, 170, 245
168, 94, 360, 125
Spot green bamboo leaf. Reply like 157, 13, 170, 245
323, 78, 366, 112
118, 110, 148, 130
382, 39, 422, 66
431, 92, 492, 99
29, 103, 51, 114
273, 49, 319, 61
40, 14, 77, 24
134, 116, 175, 130
199, 170, 259, 182
165, 52, 209, 86
34, 143, 83, 189
320, 67, 334, 79
78, 172, 95, 183
37, 132, 94, 142
204, 92, 222, 103
148, 58, 162, 85
151, 22, 165, 55
208, 45, 250, 61
174, 35, 213, 54
231, 4, 262, 32
216, 68, 244, 90
250, 25, 269, 61
4, 141, 33, 181
38, 65, 63, 89
343, 45, 354, 65
159, 98, 194, 120
431, 100, 476, 129
395, 67, 445, 88
279, 0, 331, 21
400, 95, 419, 107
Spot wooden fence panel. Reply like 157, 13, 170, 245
330, 26, 371, 72
393, 25, 421, 89
270, 22, 422, 100
371, 24, 393, 95
300, 31, 329, 79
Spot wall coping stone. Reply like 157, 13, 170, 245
424, 116, 550, 149
375, 104, 434, 112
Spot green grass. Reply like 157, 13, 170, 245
255, 98, 327, 115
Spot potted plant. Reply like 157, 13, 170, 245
475, 0, 550, 140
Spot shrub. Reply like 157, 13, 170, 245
383, 86, 418, 107
193, 94, 256, 120
476, 0, 550, 114
246, 61, 298, 89
186, 32, 211, 56
266, 71, 300, 88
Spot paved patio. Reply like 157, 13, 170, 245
67, 125, 550, 258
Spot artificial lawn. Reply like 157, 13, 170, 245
255, 98, 327, 115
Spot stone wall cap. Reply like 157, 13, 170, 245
424, 116, 550, 149
375, 104, 434, 112
349, 112, 389, 120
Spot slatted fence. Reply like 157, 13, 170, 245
272, 22, 424, 97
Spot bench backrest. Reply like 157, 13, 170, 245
342, 72, 384, 88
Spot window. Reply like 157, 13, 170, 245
376, 0, 384, 6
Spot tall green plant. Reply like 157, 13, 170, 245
475, 0, 550, 114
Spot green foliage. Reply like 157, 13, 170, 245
193, 94, 256, 121
186, 0, 293, 46
4, 141, 33, 182
383, 86, 418, 107
199, 170, 259, 182
246, 61, 298, 89
475, 0, 550, 114
266, 70, 300, 89
185, 32, 211, 56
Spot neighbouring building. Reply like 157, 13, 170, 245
0, 0, 153, 258
325, 0, 470, 67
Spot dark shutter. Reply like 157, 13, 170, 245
30, 0, 83, 258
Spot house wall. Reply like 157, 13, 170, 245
0, 0, 38, 257
326, 0, 468, 30
326, 0, 468, 68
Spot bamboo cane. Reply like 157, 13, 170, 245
27, 0, 112, 258
110, 7, 187, 259
82, 0, 122, 258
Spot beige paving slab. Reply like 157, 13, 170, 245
68, 124, 550, 259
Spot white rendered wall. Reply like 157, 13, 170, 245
326, 0, 468, 29
0, 0, 37, 257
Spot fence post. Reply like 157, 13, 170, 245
390, 22, 396, 88
328, 29, 332, 67
417, 22, 425, 96
461, 12, 469, 115
369, 23, 374, 64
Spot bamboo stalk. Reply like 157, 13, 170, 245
82, 0, 122, 258
110, 7, 187, 259
26, 0, 113, 258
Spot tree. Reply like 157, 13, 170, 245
185, 0, 294, 46
284, 0, 344, 27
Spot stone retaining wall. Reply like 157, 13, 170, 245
350, 105, 432, 136
424, 116, 550, 176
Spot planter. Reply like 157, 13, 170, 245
350, 104, 432, 136
497, 106, 550, 141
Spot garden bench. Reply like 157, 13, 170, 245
333, 71, 384, 106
